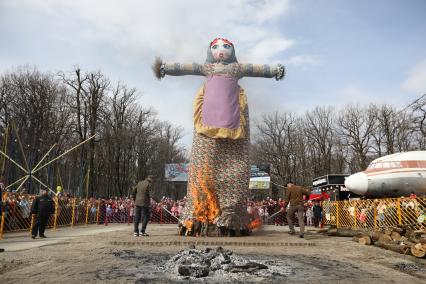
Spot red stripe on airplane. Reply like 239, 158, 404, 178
366, 169, 426, 177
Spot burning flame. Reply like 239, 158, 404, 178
184, 220, 193, 231
247, 218, 263, 230
190, 163, 221, 224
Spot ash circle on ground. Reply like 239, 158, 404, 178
111, 245, 379, 283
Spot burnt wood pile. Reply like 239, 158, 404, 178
165, 245, 270, 279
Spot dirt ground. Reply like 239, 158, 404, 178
0, 224, 425, 283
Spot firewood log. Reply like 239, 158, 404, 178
352, 235, 361, 242
399, 236, 408, 242
370, 231, 381, 241
391, 231, 401, 241
375, 241, 411, 255
378, 234, 392, 243
410, 243, 426, 258
391, 226, 405, 234
352, 233, 375, 245
329, 228, 365, 237
325, 228, 338, 236
404, 228, 422, 239
358, 235, 372, 245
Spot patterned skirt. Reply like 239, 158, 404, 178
181, 107, 251, 230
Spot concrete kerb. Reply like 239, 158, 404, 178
110, 240, 316, 247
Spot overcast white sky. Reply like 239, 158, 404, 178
1, 0, 426, 148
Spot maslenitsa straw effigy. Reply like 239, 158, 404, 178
153, 38, 285, 236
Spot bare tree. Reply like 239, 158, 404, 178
411, 95, 426, 149
394, 111, 415, 152
337, 105, 376, 171
0, 66, 188, 197
0, 67, 72, 192
303, 106, 335, 176
369, 104, 406, 156
60, 68, 109, 196
254, 111, 301, 185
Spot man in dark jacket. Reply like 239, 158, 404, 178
284, 181, 310, 238
131, 175, 154, 237
313, 201, 323, 227
31, 188, 55, 239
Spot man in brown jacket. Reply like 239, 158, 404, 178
284, 181, 310, 238
132, 175, 155, 236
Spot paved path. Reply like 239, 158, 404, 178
0, 224, 131, 251
0, 223, 321, 252
0, 223, 318, 251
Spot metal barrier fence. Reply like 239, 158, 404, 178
322, 197, 426, 230
0, 193, 180, 239
1, 193, 425, 239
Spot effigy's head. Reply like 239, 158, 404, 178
206, 38, 238, 64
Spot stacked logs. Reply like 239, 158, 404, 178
351, 226, 426, 258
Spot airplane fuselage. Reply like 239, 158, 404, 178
345, 152, 426, 198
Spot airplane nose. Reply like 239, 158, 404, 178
345, 172, 368, 196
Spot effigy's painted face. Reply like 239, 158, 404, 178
210, 39, 234, 62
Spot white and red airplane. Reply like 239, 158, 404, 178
345, 151, 426, 198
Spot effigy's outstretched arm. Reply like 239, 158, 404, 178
240, 63, 285, 81
153, 58, 205, 79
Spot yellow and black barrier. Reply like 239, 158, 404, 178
322, 197, 426, 231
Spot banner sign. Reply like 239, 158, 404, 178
249, 176, 270, 190
165, 163, 271, 189
249, 164, 270, 189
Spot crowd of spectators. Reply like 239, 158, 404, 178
7, 191, 421, 232
2, 189, 424, 234
247, 197, 323, 227
0, 191, 327, 232
1, 193, 35, 231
